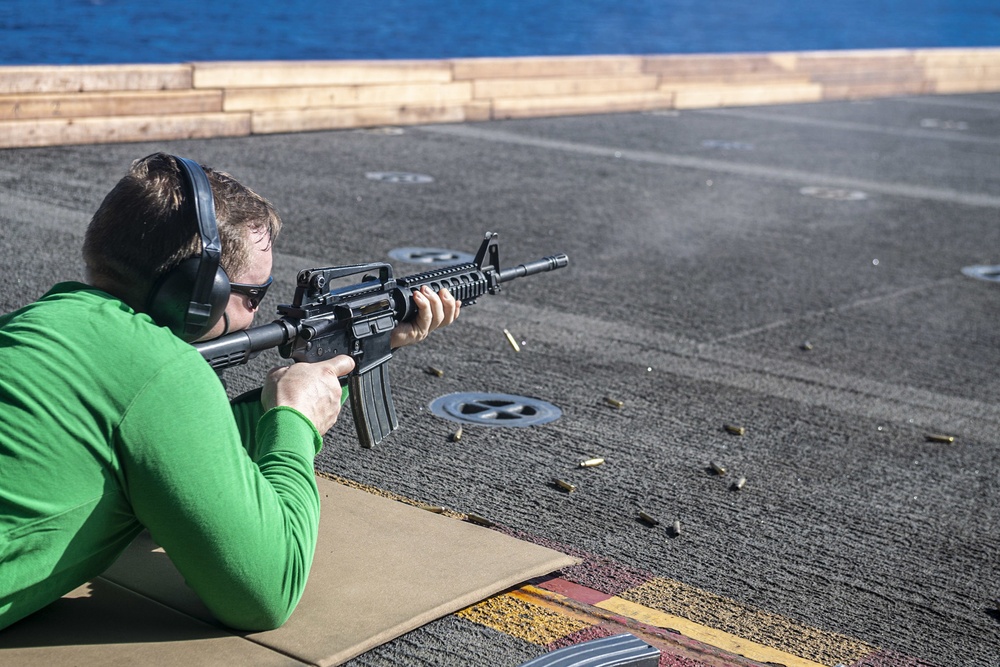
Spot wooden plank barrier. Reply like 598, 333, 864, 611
0, 47, 998, 148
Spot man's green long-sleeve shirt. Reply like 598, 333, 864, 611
0, 282, 323, 631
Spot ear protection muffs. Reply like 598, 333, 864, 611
146, 156, 231, 342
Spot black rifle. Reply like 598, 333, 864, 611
195, 232, 569, 448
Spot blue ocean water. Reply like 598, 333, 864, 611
1, 0, 998, 66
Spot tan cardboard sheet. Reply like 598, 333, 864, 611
0, 476, 577, 666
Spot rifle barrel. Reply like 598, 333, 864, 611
498, 253, 569, 284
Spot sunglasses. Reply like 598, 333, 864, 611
229, 276, 273, 309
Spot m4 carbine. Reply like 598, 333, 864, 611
194, 232, 569, 448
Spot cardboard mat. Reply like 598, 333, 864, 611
0, 476, 578, 666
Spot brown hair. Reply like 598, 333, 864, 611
83, 153, 282, 309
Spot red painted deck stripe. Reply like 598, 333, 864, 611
535, 577, 614, 605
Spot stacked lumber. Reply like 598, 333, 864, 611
917, 49, 1000, 94
647, 53, 824, 109
0, 48, 998, 149
0, 64, 246, 148
199, 59, 484, 134
454, 55, 671, 119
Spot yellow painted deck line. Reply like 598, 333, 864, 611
508, 587, 611, 632
456, 590, 592, 645
596, 596, 830, 667
618, 577, 874, 666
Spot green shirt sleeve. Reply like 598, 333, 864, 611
116, 352, 322, 631
230, 387, 265, 454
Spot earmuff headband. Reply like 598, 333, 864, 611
173, 156, 223, 338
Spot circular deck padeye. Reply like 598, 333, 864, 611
365, 171, 434, 184
388, 247, 475, 266
429, 392, 562, 427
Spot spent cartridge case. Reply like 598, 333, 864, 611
554, 478, 576, 493
466, 513, 494, 528
638, 511, 659, 526
419, 504, 446, 513
579, 457, 606, 468
503, 329, 521, 352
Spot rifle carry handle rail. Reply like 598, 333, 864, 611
194, 232, 569, 448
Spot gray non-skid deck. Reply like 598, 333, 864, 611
1, 93, 998, 666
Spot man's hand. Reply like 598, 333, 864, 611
390, 285, 461, 349
262, 355, 356, 434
